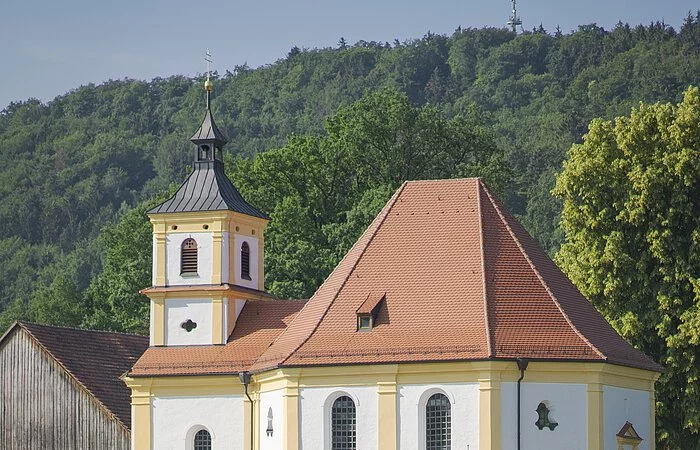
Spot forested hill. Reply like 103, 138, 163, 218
1, 16, 700, 330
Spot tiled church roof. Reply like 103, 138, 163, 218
129, 300, 305, 376
131, 178, 662, 377
7, 322, 148, 429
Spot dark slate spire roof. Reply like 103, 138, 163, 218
148, 159, 269, 218
190, 108, 227, 146
148, 80, 268, 219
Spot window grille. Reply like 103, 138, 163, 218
181, 238, 198, 274
426, 393, 451, 450
241, 241, 251, 280
331, 395, 356, 450
193, 429, 211, 450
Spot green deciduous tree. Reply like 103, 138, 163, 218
82, 198, 166, 334
555, 86, 700, 448
230, 89, 511, 299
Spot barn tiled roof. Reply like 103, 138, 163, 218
129, 300, 305, 377
14, 322, 148, 430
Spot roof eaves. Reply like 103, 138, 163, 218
15, 322, 131, 432
476, 181, 495, 358
479, 180, 607, 361
266, 182, 409, 370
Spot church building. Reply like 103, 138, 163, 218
123, 77, 662, 450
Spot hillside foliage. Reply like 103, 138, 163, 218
1, 16, 700, 445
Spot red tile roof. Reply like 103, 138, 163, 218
129, 300, 305, 377
9, 322, 148, 430
252, 179, 661, 372
131, 178, 661, 377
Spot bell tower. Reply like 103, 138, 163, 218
142, 52, 271, 347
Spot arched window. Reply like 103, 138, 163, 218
193, 429, 211, 450
241, 241, 251, 280
181, 238, 198, 275
331, 395, 356, 450
426, 393, 451, 450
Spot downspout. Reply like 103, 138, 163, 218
239, 372, 254, 450
516, 358, 529, 450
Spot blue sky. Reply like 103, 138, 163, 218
1, 0, 697, 109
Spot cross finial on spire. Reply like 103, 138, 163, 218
204, 49, 214, 108
205, 48, 212, 81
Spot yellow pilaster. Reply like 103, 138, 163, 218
479, 376, 502, 450
649, 383, 656, 450
254, 389, 261, 450
258, 228, 265, 290
243, 389, 253, 450
282, 371, 300, 450
211, 296, 224, 344
154, 231, 167, 287
377, 380, 398, 450
125, 379, 152, 450
152, 297, 165, 346
587, 381, 604, 450
212, 231, 223, 285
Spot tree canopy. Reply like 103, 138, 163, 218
555, 86, 700, 447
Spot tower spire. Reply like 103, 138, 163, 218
190, 49, 227, 162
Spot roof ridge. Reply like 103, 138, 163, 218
16, 322, 131, 431
476, 181, 495, 358
18, 321, 146, 338
478, 180, 607, 361
404, 177, 481, 184
264, 182, 408, 369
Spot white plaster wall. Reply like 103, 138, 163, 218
149, 300, 155, 346
164, 298, 213, 346
234, 299, 246, 320
233, 235, 259, 289
501, 382, 587, 450
152, 394, 244, 450
299, 386, 377, 450
398, 383, 479, 450
604, 386, 651, 450
259, 389, 284, 450
166, 232, 213, 286
221, 232, 230, 284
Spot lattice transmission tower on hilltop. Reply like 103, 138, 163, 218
507, 0, 523, 33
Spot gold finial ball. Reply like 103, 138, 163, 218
204, 79, 214, 92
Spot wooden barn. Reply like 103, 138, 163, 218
0, 321, 148, 449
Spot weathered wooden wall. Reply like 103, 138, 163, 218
0, 328, 131, 450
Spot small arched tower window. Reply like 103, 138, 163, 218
331, 395, 356, 449
426, 393, 451, 449
193, 429, 211, 450
241, 241, 251, 280
181, 238, 198, 275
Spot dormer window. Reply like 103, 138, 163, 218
356, 292, 386, 332
357, 315, 373, 331
241, 242, 251, 280
181, 238, 198, 275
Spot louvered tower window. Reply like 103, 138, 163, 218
241, 241, 251, 280
426, 393, 451, 450
181, 238, 198, 275
193, 429, 211, 450
331, 396, 356, 450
